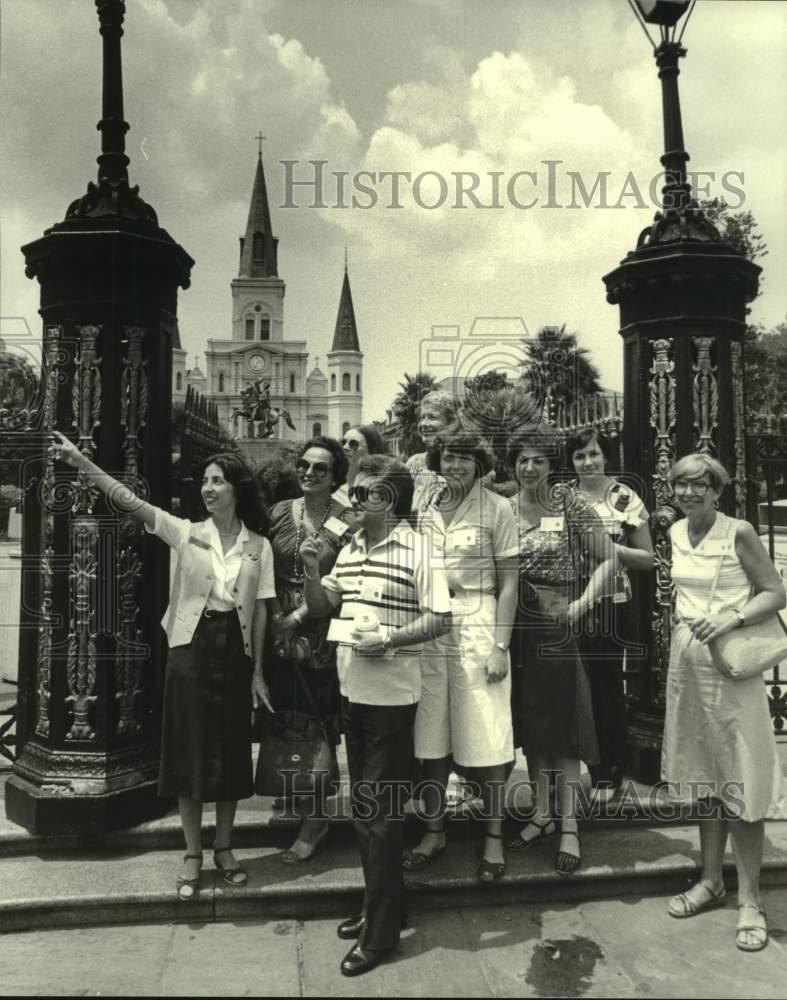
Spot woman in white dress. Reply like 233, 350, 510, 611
663, 453, 785, 952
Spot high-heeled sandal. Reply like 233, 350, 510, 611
477, 831, 506, 883
555, 829, 581, 875
213, 846, 248, 887
504, 819, 557, 851
281, 821, 330, 864
177, 852, 203, 901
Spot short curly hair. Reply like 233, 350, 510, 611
356, 454, 414, 517
420, 389, 461, 424
669, 453, 730, 493
426, 427, 495, 479
506, 424, 564, 474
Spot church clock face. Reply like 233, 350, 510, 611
247, 353, 266, 374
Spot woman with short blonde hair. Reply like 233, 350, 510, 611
662, 452, 785, 951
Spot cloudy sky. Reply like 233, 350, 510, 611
2, 0, 785, 421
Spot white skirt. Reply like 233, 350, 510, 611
661, 621, 785, 822
414, 593, 514, 768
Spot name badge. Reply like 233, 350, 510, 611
704, 539, 732, 557
188, 537, 211, 550
323, 515, 349, 538
451, 528, 479, 549
360, 580, 384, 602
540, 516, 564, 532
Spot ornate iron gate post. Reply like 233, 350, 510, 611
602, 39, 760, 783
6, 0, 194, 834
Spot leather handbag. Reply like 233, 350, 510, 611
254, 663, 339, 799
704, 520, 787, 681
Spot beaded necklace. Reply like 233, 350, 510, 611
292, 497, 333, 581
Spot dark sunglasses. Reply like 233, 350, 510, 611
347, 484, 384, 506
295, 459, 330, 478
342, 438, 361, 451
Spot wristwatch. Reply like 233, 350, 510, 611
731, 607, 746, 627
495, 641, 509, 652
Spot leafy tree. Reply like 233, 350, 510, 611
461, 371, 541, 482
391, 371, 439, 458
703, 199, 769, 274
745, 320, 787, 423
254, 441, 305, 507
519, 324, 602, 418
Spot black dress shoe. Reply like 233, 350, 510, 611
340, 943, 391, 977
337, 914, 365, 940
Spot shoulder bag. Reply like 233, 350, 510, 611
254, 662, 339, 799
705, 520, 787, 680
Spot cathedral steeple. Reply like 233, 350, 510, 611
331, 261, 361, 352
238, 145, 278, 278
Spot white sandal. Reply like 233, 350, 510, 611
736, 904, 768, 952
668, 881, 726, 918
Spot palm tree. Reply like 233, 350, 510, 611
391, 372, 439, 458
520, 325, 602, 421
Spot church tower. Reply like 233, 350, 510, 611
230, 148, 286, 345
327, 257, 363, 438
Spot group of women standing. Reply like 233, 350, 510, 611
49, 383, 785, 954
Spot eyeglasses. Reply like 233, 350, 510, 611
673, 479, 712, 495
342, 438, 361, 451
295, 459, 330, 478
347, 484, 385, 507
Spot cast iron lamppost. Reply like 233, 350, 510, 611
603, 0, 761, 781
7, 0, 194, 833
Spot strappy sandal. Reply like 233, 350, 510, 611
478, 832, 506, 883
402, 834, 447, 871
176, 852, 203, 901
555, 829, 581, 876
504, 819, 557, 851
281, 822, 330, 865
736, 904, 768, 952
213, 846, 248, 887
668, 882, 727, 919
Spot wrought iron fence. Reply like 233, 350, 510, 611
177, 385, 230, 519
747, 417, 787, 738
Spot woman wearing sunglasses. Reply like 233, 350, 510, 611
334, 425, 387, 508
265, 436, 352, 862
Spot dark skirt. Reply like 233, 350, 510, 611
578, 597, 628, 786
510, 584, 600, 766
159, 610, 253, 802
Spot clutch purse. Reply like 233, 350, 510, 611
704, 519, 787, 681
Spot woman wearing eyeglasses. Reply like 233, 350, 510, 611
334, 425, 387, 507
265, 436, 352, 862
662, 453, 785, 952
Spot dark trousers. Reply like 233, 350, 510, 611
580, 598, 628, 787
341, 696, 417, 953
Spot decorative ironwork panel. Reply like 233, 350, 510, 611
115, 547, 144, 736
72, 325, 102, 514
66, 518, 99, 741
649, 338, 677, 703
692, 336, 718, 456
730, 341, 747, 518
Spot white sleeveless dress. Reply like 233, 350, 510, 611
661, 512, 784, 821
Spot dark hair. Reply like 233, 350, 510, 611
506, 424, 564, 475
202, 452, 269, 536
565, 426, 611, 466
347, 424, 386, 456
298, 436, 348, 488
356, 454, 414, 517
426, 427, 495, 478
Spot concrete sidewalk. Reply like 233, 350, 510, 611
2, 888, 785, 997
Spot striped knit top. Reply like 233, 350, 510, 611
670, 512, 751, 621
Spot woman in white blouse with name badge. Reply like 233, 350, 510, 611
51, 431, 276, 902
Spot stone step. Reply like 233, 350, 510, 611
1, 821, 786, 934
